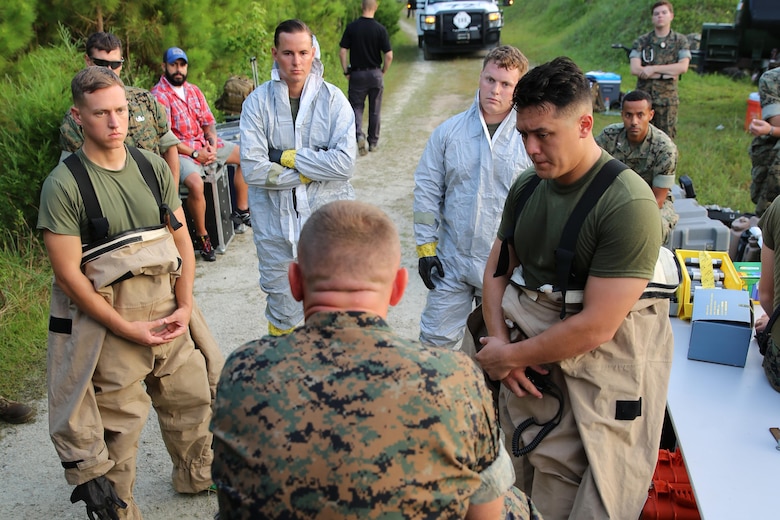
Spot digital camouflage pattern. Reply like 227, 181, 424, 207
765, 338, 780, 392
60, 86, 179, 154
596, 123, 679, 242
210, 311, 542, 520
749, 67, 780, 216
651, 104, 678, 139
630, 30, 691, 138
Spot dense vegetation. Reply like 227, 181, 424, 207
0, 0, 761, 401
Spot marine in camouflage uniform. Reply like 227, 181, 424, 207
749, 66, 780, 217
596, 122, 679, 243
629, 30, 690, 139
210, 311, 542, 519
60, 85, 179, 155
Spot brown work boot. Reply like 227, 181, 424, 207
0, 396, 34, 424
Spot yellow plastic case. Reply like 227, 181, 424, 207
674, 249, 742, 320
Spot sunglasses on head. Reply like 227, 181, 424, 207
90, 57, 124, 70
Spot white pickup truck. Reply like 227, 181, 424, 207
415, 0, 513, 60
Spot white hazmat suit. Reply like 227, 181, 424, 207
413, 91, 531, 348
240, 57, 357, 333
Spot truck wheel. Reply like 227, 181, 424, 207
418, 36, 423, 49
423, 42, 434, 60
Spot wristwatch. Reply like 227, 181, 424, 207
191, 150, 199, 160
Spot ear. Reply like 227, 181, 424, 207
579, 113, 594, 138
83, 54, 92, 67
389, 267, 408, 307
271, 47, 278, 62
71, 105, 82, 126
288, 262, 304, 302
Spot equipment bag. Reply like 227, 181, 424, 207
215, 75, 254, 115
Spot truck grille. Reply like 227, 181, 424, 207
441, 11, 484, 40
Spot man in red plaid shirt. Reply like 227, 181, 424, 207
152, 47, 250, 261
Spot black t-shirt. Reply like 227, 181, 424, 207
339, 17, 392, 70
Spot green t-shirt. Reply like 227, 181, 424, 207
497, 151, 662, 290
759, 198, 780, 335
37, 147, 180, 244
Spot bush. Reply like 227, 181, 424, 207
0, 29, 82, 240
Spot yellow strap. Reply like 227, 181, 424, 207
281, 149, 296, 169
416, 242, 438, 258
299, 174, 312, 185
698, 251, 715, 288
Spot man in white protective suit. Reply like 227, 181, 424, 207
240, 19, 357, 336
413, 45, 531, 349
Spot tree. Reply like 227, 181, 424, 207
0, 2, 37, 75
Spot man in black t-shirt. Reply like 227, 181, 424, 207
339, 0, 393, 155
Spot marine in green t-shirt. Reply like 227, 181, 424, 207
474, 56, 673, 520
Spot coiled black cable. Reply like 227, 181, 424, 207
511, 369, 564, 457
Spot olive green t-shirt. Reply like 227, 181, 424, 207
37, 147, 180, 244
759, 198, 780, 336
497, 151, 662, 290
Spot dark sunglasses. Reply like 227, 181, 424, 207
90, 57, 124, 70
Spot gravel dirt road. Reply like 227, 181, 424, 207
0, 19, 489, 519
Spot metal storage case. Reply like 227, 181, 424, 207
181, 165, 235, 254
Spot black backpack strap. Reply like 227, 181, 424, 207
127, 146, 182, 231
555, 158, 625, 318
63, 153, 109, 243
494, 175, 542, 277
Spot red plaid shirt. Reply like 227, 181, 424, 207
151, 75, 221, 151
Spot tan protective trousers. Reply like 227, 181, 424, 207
465, 285, 673, 520
48, 227, 223, 519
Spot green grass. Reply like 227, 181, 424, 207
0, 227, 51, 402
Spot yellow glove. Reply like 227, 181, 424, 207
281, 149, 297, 169
416, 242, 438, 258
299, 174, 312, 185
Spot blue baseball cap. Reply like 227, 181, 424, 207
163, 47, 188, 64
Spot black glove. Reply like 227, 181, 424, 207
268, 148, 283, 164
418, 256, 444, 290
70, 475, 127, 520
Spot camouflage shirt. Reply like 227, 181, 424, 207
596, 123, 677, 193
210, 311, 505, 519
60, 85, 179, 154
630, 30, 691, 106
749, 67, 780, 214
759, 66, 780, 120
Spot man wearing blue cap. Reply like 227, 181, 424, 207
152, 47, 250, 261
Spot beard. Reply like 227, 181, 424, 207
165, 70, 187, 87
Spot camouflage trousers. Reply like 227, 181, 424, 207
749, 135, 780, 216
660, 199, 679, 245
651, 104, 678, 140
766, 338, 780, 393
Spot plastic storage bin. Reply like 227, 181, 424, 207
586, 71, 621, 109
667, 198, 730, 252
